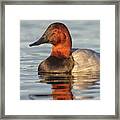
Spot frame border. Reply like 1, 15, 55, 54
0, 0, 119, 119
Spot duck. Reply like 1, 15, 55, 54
29, 22, 100, 75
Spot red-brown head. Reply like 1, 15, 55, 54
29, 22, 72, 58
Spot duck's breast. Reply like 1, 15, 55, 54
72, 49, 100, 73
38, 56, 74, 74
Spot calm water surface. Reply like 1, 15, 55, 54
20, 20, 100, 100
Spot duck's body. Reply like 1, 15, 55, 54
72, 49, 99, 73
29, 22, 100, 75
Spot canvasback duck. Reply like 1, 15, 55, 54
29, 22, 100, 75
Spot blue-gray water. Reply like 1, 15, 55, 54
20, 20, 100, 100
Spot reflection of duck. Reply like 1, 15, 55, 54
52, 82, 73, 100
38, 73, 73, 100
38, 73, 99, 100
29, 22, 100, 75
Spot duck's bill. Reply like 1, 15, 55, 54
29, 37, 49, 47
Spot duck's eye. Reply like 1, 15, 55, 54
47, 32, 55, 39
49, 33, 57, 44
50, 33, 55, 37
49, 33, 56, 40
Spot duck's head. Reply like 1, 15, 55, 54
29, 22, 72, 58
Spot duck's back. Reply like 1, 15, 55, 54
72, 49, 100, 73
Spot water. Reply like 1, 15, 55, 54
20, 20, 100, 100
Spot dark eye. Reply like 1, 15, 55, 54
50, 33, 55, 36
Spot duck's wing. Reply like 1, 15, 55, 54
72, 49, 100, 73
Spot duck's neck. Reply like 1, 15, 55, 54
51, 39, 72, 58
